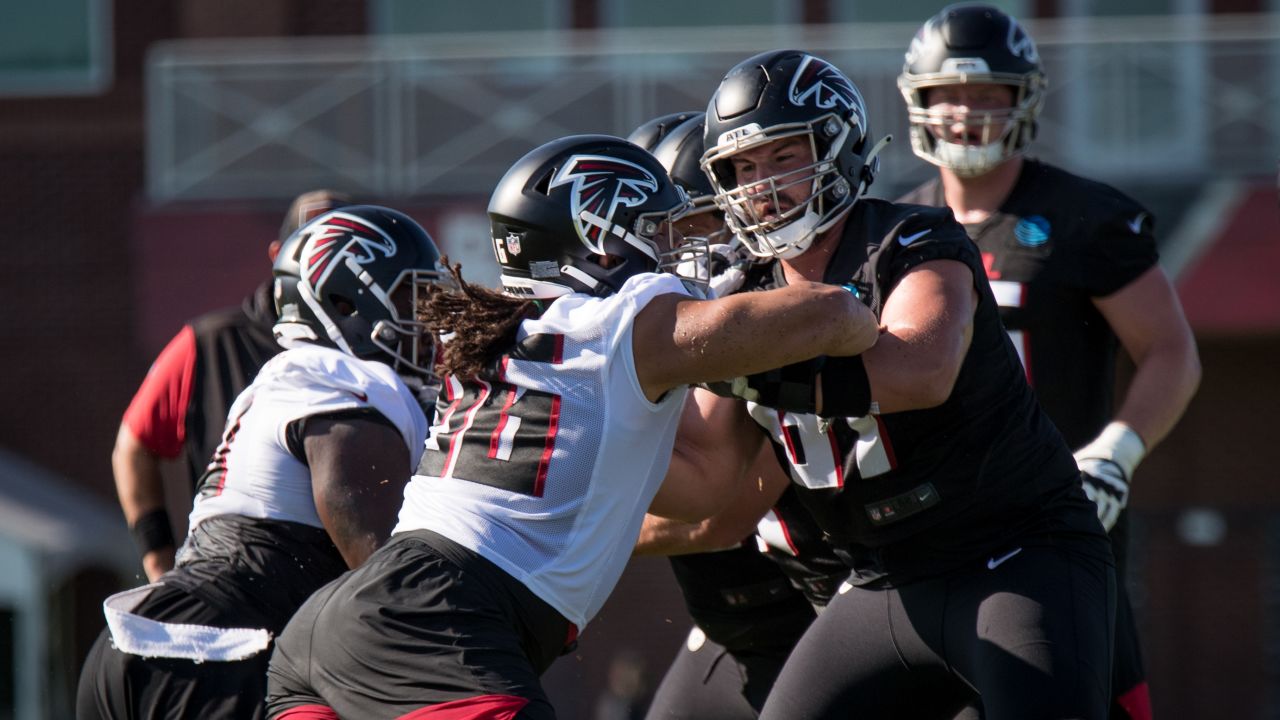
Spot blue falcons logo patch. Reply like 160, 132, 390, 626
550, 154, 659, 254
301, 212, 397, 291
789, 56, 864, 121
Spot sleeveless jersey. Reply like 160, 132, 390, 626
123, 283, 282, 491
395, 272, 692, 629
189, 343, 428, 530
741, 198, 1091, 586
898, 160, 1158, 447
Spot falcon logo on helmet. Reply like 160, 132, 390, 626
1006, 20, 1039, 63
549, 154, 660, 255
301, 214, 398, 292
789, 56, 863, 118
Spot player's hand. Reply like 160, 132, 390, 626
1077, 458, 1129, 533
703, 358, 823, 413
675, 242, 753, 297
142, 547, 176, 582
1073, 421, 1146, 534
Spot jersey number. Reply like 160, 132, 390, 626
419, 376, 561, 497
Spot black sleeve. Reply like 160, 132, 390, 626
882, 212, 983, 295
1075, 203, 1159, 298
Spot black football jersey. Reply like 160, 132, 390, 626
898, 160, 1157, 447
666, 542, 816, 653
741, 198, 1093, 585
755, 485, 849, 607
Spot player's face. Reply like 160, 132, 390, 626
728, 137, 817, 224
925, 83, 1018, 146
646, 217, 686, 255
676, 210, 728, 244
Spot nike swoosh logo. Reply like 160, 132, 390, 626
1126, 213, 1147, 234
349, 391, 368, 402
987, 547, 1023, 570
898, 229, 931, 246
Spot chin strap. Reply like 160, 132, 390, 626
860, 134, 893, 195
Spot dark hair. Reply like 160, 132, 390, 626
418, 259, 536, 380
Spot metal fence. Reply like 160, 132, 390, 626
146, 14, 1280, 202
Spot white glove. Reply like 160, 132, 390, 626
675, 242, 752, 297
1074, 421, 1146, 533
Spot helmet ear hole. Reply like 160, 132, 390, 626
330, 295, 357, 317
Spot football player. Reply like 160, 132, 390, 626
896, 6, 1200, 718
77, 206, 444, 720
264, 134, 880, 719
626, 113, 817, 720
665, 49, 1118, 719
113, 189, 348, 581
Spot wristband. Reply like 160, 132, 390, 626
819, 354, 872, 418
1074, 421, 1146, 480
130, 508, 175, 555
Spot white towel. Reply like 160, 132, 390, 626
103, 583, 272, 663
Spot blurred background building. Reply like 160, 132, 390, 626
0, 1, 1276, 718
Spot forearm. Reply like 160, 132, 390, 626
112, 425, 169, 523
113, 426, 178, 579
643, 436, 788, 555
635, 514, 735, 556
1114, 342, 1201, 451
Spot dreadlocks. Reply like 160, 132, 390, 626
418, 259, 536, 381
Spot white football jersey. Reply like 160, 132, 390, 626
395, 272, 692, 629
188, 343, 428, 531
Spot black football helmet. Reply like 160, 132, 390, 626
701, 50, 885, 260
272, 205, 447, 380
626, 111, 702, 155
487, 134, 698, 299
898, 3, 1047, 176
650, 115, 735, 256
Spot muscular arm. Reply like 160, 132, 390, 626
862, 259, 978, 413
304, 416, 412, 569
1094, 264, 1201, 449
648, 388, 764, 523
633, 280, 879, 401
638, 437, 790, 556
112, 425, 176, 581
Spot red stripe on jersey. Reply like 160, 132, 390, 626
1115, 681, 1152, 720
532, 394, 561, 497
489, 387, 519, 459
274, 704, 339, 720
564, 622, 579, 650
777, 411, 800, 464
773, 509, 800, 555
552, 334, 564, 364
395, 694, 530, 720
875, 415, 898, 471
444, 382, 491, 480
825, 425, 844, 488
213, 413, 247, 496
982, 251, 1001, 280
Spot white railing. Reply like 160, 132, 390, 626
145, 14, 1280, 202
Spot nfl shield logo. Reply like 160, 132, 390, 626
506, 232, 522, 256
